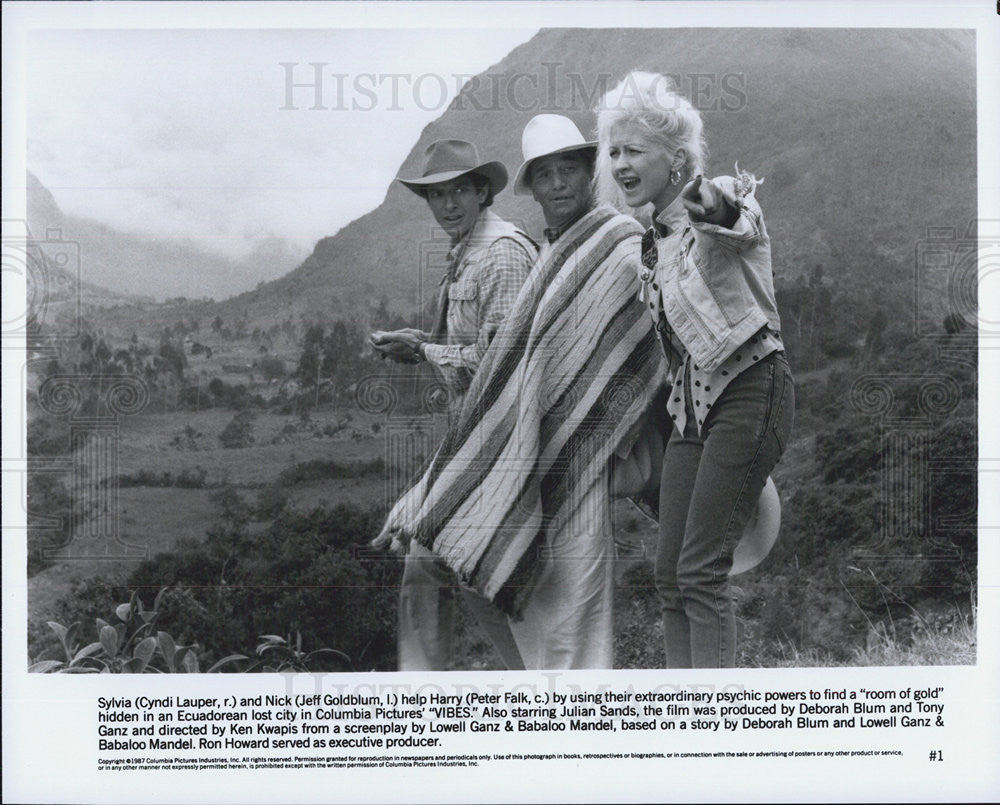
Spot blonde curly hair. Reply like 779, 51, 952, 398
594, 71, 707, 211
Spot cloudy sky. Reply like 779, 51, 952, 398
26, 26, 537, 263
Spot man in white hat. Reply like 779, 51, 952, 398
507, 116, 780, 666
512, 114, 599, 258
494, 114, 637, 668
371, 138, 536, 672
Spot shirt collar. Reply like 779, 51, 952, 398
542, 204, 594, 244
542, 227, 562, 244
445, 210, 488, 268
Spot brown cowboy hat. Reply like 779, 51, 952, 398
398, 139, 508, 197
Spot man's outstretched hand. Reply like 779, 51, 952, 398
369, 329, 429, 363
370, 521, 411, 554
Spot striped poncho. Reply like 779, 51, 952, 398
383, 205, 662, 616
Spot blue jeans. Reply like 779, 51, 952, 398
655, 351, 794, 667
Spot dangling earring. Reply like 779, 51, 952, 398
669, 168, 682, 186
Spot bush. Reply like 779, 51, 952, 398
219, 411, 256, 448
814, 420, 881, 483
27, 473, 72, 577
27, 412, 71, 457
117, 466, 209, 489
30, 589, 245, 673
258, 356, 286, 382
254, 483, 289, 520
276, 457, 385, 485
44, 499, 402, 671
207, 378, 254, 410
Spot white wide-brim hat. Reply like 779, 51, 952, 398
513, 114, 598, 195
730, 476, 782, 576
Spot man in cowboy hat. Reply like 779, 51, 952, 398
370, 138, 536, 672
371, 139, 536, 395
513, 114, 599, 256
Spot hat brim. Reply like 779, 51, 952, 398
398, 161, 508, 197
513, 142, 598, 196
730, 476, 781, 576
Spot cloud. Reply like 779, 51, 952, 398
26, 27, 537, 264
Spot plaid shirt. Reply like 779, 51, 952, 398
423, 210, 536, 396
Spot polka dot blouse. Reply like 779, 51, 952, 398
664, 326, 784, 436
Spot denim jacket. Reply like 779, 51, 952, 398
648, 171, 781, 374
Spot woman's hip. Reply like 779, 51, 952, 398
701, 352, 794, 458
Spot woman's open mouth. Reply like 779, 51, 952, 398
619, 176, 640, 191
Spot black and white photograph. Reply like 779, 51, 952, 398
3, 2, 998, 803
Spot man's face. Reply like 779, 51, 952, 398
529, 152, 594, 229
424, 175, 487, 241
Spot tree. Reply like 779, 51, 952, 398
113, 349, 134, 373
218, 411, 256, 448
861, 309, 888, 365
156, 341, 187, 381
295, 324, 325, 389
95, 338, 112, 366
259, 356, 286, 383
293, 320, 367, 401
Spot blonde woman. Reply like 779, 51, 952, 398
596, 72, 794, 667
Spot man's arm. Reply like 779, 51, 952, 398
369, 329, 429, 363
423, 237, 534, 373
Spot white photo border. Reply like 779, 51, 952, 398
3, 2, 998, 803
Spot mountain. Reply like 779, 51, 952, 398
22, 174, 136, 314
224, 27, 975, 329
29, 28, 976, 334
26, 171, 62, 233
25, 172, 306, 303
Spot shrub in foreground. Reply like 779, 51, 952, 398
82, 498, 400, 671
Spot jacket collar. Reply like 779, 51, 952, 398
652, 196, 687, 238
